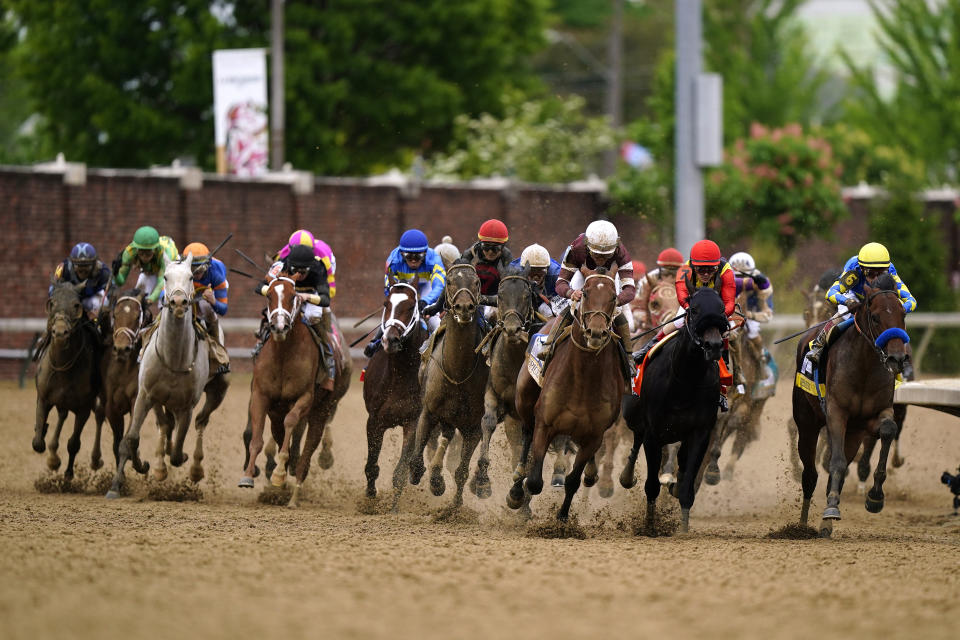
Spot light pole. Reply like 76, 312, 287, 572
270, 0, 285, 170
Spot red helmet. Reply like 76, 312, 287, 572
689, 239, 722, 266
477, 219, 508, 244
657, 247, 684, 267
631, 260, 646, 275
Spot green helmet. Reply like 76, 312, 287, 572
131, 226, 160, 250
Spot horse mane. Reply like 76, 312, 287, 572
501, 264, 525, 278
593, 266, 609, 276
872, 273, 896, 291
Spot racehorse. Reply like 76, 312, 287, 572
362, 279, 428, 499
475, 266, 535, 499
619, 287, 727, 533
33, 284, 101, 480
508, 268, 624, 522
407, 262, 490, 511
106, 254, 229, 498
793, 273, 908, 537
239, 275, 350, 507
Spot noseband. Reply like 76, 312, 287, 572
854, 289, 909, 366
113, 295, 144, 345
381, 282, 420, 340
572, 273, 617, 352
160, 261, 196, 308
496, 275, 534, 333
445, 263, 480, 322
267, 277, 301, 328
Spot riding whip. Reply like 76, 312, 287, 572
353, 308, 384, 328
209, 232, 234, 258
349, 325, 379, 348
234, 248, 268, 272
632, 315, 681, 340
773, 318, 830, 345
228, 267, 255, 279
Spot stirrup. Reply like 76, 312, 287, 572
719, 395, 729, 412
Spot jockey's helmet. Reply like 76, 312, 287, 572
689, 239, 722, 266
288, 229, 315, 250
656, 248, 684, 268
69, 242, 97, 265
858, 242, 890, 269
632, 260, 646, 276
131, 226, 160, 250
729, 251, 756, 274
287, 245, 315, 270
399, 229, 429, 253
433, 240, 460, 270
585, 220, 618, 255
477, 219, 509, 244
183, 242, 211, 264
520, 244, 551, 269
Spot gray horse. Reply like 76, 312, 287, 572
33, 284, 101, 480
106, 254, 229, 498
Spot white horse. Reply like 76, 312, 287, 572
106, 254, 229, 498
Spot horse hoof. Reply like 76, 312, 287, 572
170, 453, 188, 467
822, 506, 841, 520
252, 465, 260, 478
619, 471, 636, 489
583, 474, 598, 488
429, 470, 445, 496
317, 449, 334, 470
659, 473, 676, 486
409, 461, 425, 486
865, 491, 884, 513
152, 467, 168, 482
668, 482, 679, 499
506, 486, 524, 510
703, 469, 721, 486
598, 483, 614, 499
32, 437, 45, 454
524, 477, 544, 496
818, 520, 834, 538
47, 454, 61, 471
238, 477, 254, 488
189, 467, 205, 483
90, 457, 103, 471
105, 490, 121, 500
472, 480, 492, 500
892, 454, 905, 468
551, 473, 565, 488
857, 481, 866, 495
365, 487, 377, 499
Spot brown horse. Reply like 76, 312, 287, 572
33, 284, 101, 480
474, 266, 535, 500
240, 276, 350, 507
508, 268, 624, 522
794, 273, 908, 537
407, 263, 489, 511
362, 280, 428, 499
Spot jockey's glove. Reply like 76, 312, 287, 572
417, 299, 427, 312
317, 293, 330, 307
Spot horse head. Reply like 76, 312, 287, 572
266, 277, 300, 341
47, 284, 83, 344
163, 253, 195, 320
577, 267, 617, 350
858, 273, 909, 375
445, 262, 480, 326
111, 289, 146, 359
382, 278, 420, 353
497, 265, 534, 345
685, 287, 727, 361
648, 280, 680, 326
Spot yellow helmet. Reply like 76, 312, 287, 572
857, 242, 890, 269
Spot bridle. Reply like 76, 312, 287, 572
571, 273, 616, 352
381, 282, 420, 341
112, 295, 144, 347
496, 275, 534, 334
160, 260, 196, 309
854, 288, 909, 367
266, 277, 301, 329
445, 263, 480, 323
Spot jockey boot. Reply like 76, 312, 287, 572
539, 305, 572, 368
804, 327, 828, 368
632, 331, 662, 365
32, 330, 51, 363
307, 319, 336, 391
251, 314, 270, 358
204, 313, 230, 375
614, 314, 636, 381
364, 326, 384, 358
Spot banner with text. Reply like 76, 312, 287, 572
212, 48, 268, 176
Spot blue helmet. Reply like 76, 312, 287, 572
399, 229, 428, 253
69, 242, 97, 263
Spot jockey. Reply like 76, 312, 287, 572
433, 235, 461, 272
540, 220, 637, 383
729, 251, 773, 354
49, 242, 111, 321
275, 229, 337, 299
182, 241, 231, 375
805, 242, 916, 375
363, 229, 446, 358
634, 247, 684, 332
257, 244, 337, 389
459, 219, 513, 298
112, 226, 179, 305
510, 243, 562, 319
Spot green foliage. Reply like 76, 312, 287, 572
817, 123, 926, 188
706, 123, 848, 251
420, 91, 614, 182
841, 0, 960, 184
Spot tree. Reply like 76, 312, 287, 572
842, 0, 960, 183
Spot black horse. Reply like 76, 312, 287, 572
619, 287, 728, 533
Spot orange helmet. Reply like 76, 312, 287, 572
183, 242, 211, 263
657, 247, 684, 267
477, 219, 508, 244
689, 240, 722, 266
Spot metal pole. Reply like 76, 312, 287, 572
674, 0, 704, 257
270, 0, 285, 170
603, 0, 624, 177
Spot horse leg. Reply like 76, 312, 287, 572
820, 406, 851, 536
506, 422, 533, 510
428, 425, 453, 497
857, 435, 878, 494
619, 423, 642, 490
364, 417, 385, 498
723, 412, 757, 481
63, 409, 91, 481
660, 442, 681, 487
272, 393, 313, 487
408, 409, 435, 486
390, 421, 417, 512
46, 409, 68, 471
169, 408, 195, 468
504, 413, 523, 472
865, 410, 898, 514
703, 417, 725, 485
550, 436, 571, 488
107, 409, 124, 469
153, 414, 169, 482
642, 439, 664, 532
239, 391, 268, 488
107, 392, 153, 498
450, 428, 481, 509
583, 454, 599, 488
523, 418, 550, 497
91, 398, 105, 471
786, 418, 803, 484
558, 437, 601, 522
891, 404, 907, 468
264, 426, 279, 479
675, 429, 712, 533
192, 376, 229, 478
471, 385, 499, 499
33, 397, 52, 454
290, 406, 329, 509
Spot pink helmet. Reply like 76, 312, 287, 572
288, 229, 315, 250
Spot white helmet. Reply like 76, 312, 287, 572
585, 220, 619, 255
729, 251, 756, 274
433, 241, 461, 270
520, 244, 551, 269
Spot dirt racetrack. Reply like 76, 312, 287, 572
1, 372, 958, 640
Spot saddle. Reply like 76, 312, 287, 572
631, 331, 679, 395
796, 317, 855, 399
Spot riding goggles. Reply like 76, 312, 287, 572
402, 251, 426, 261
480, 242, 503, 253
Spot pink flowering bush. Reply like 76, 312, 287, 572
706, 122, 848, 251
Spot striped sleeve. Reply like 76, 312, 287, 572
893, 275, 917, 313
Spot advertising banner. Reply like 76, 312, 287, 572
212, 48, 268, 176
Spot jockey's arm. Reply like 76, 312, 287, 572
719, 267, 737, 317
615, 264, 636, 306
147, 276, 165, 304
826, 272, 858, 308
113, 247, 134, 286
423, 258, 446, 306
674, 265, 693, 309
207, 261, 229, 316
892, 274, 917, 313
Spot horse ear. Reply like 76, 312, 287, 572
183, 251, 193, 267
45, 297, 53, 314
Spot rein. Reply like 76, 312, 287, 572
445, 263, 480, 323
854, 289, 908, 365
475, 275, 534, 354
112, 295, 144, 347
572, 273, 617, 353
381, 282, 420, 341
